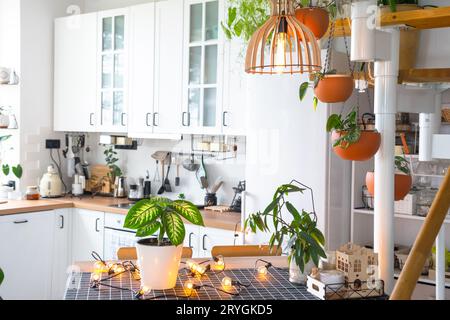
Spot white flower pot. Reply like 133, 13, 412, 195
289, 258, 315, 285
136, 238, 183, 290
0, 115, 9, 128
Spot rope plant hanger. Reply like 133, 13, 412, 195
245, 0, 322, 75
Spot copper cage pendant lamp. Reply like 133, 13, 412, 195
245, 0, 322, 75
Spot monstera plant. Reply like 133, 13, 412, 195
124, 197, 204, 290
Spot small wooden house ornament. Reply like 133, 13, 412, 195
336, 243, 378, 289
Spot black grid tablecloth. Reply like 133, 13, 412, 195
64, 268, 318, 300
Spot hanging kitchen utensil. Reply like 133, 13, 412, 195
196, 155, 207, 187
153, 160, 161, 184
175, 162, 180, 187
163, 154, 172, 193
157, 160, 165, 195
182, 153, 200, 172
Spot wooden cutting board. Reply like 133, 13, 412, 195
86, 164, 113, 194
204, 205, 232, 213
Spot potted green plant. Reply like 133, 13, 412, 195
124, 197, 204, 290
104, 146, 122, 184
326, 107, 381, 161
366, 156, 413, 201
245, 181, 326, 284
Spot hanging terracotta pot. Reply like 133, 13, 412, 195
294, 7, 330, 40
365, 172, 412, 201
331, 130, 381, 161
314, 75, 353, 103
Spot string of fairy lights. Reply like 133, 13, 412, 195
88, 251, 280, 300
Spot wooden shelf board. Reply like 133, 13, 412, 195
398, 68, 450, 84
327, 7, 450, 39
353, 208, 450, 224
381, 6, 450, 30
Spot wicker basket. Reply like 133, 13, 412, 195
442, 107, 450, 123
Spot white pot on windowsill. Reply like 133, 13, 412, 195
136, 238, 183, 290
0, 114, 9, 128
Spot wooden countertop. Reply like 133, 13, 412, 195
0, 196, 242, 231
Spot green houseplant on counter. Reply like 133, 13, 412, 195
245, 181, 326, 284
124, 197, 204, 290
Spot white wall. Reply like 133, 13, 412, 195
18, 0, 83, 190
83, 134, 246, 205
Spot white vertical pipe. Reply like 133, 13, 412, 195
351, 0, 376, 62
373, 28, 400, 294
419, 93, 442, 161
436, 225, 446, 300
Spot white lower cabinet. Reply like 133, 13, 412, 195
0, 211, 54, 300
71, 209, 105, 263
183, 225, 242, 258
51, 209, 72, 299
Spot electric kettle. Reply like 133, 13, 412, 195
39, 165, 63, 198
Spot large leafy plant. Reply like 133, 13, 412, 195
378, 0, 418, 12
245, 182, 326, 272
0, 267, 3, 300
326, 107, 361, 148
124, 197, 204, 246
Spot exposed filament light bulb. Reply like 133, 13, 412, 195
274, 15, 290, 74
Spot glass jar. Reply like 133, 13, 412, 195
26, 186, 40, 200
204, 193, 217, 207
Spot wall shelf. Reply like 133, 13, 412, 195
399, 68, 450, 84
353, 208, 450, 225
381, 6, 450, 30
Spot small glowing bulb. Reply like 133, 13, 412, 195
186, 259, 196, 269
274, 32, 288, 74
221, 276, 232, 288
91, 272, 101, 282
93, 261, 105, 272
141, 286, 151, 295
196, 265, 206, 275
257, 265, 268, 275
214, 255, 225, 270
185, 280, 195, 290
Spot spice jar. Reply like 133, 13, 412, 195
26, 186, 40, 200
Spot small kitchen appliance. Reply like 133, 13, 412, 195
39, 165, 63, 198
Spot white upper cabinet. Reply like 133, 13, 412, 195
54, 13, 98, 132
128, 0, 184, 139
182, 0, 224, 134
97, 8, 129, 133
127, 2, 156, 137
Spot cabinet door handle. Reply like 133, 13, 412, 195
188, 232, 194, 248
182, 112, 187, 126
89, 113, 95, 126
14, 220, 28, 224
223, 111, 229, 127
95, 218, 100, 233
146, 113, 152, 127
153, 112, 159, 127
202, 234, 207, 251
121, 113, 127, 126
60, 215, 64, 229
187, 112, 191, 127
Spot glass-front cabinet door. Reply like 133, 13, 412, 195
97, 9, 128, 133
183, 0, 223, 134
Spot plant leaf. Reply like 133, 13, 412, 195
2, 164, 9, 176
136, 221, 161, 238
313, 97, 318, 111
0, 135, 11, 142
162, 212, 186, 246
12, 165, 22, 179
0, 267, 4, 286
124, 199, 162, 229
286, 201, 301, 223
299, 82, 309, 101
171, 200, 204, 226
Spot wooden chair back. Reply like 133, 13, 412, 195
211, 245, 282, 258
116, 246, 193, 260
